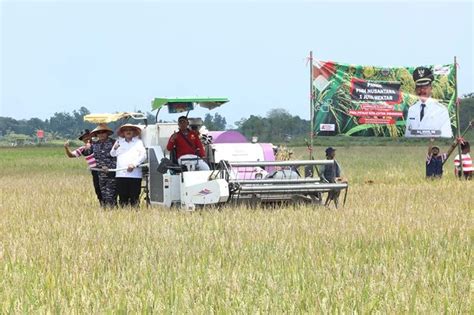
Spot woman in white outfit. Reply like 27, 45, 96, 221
110, 124, 147, 207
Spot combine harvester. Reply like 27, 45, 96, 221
85, 97, 348, 210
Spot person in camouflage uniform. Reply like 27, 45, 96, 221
91, 124, 117, 208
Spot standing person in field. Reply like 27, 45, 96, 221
91, 124, 117, 208
320, 147, 346, 206
110, 124, 147, 207
426, 138, 459, 179
64, 129, 103, 205
454, 141, 473, 180
166, 115, 209, 171
320, 147, 342, 183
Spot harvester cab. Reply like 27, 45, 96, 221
145, 97, 231, 210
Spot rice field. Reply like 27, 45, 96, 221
0, 146, 472, 313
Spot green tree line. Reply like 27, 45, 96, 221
0, 108, 160, 141
235, 108, 310, 143
0, 108, 229, 141
459, 93, 474, 130
1, 95, 472, 142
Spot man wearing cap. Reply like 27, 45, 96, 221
64, 129, 102, 204
320, 147, 341, 183
110, 124, 147, 207
320, 147, 347, 206
167, 116, 210, 171
91, 123, 117, 208
405, 66, 452, 138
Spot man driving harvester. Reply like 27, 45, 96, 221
167, 115, 210, 171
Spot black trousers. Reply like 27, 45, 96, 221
91, 170, 103, 204
116, 177, 142, 207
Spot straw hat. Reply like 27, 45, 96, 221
117, 123, 142, 137
90, 123, 113, 136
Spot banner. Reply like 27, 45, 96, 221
312, 60, 456, 137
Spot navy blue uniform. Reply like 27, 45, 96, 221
92, 138, 117, 207
426, 153, 447, 178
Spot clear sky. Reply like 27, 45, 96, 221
1, 0, 473, 126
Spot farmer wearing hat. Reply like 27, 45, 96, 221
405, 66, 452, 138
64, 129, 102, 204
110, 124, 146, 207
426, 137, 459, 178
91, 123, 117, 208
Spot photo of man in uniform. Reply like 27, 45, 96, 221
404, 66, 453, 138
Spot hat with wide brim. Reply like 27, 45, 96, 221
78, 129, 91, 141
116, 124, 142, 136
90, 123, 113, 136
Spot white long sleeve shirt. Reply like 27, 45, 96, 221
405, 97, 453, 138
110, 137, 147, 178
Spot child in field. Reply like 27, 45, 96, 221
454, 141, 473, 180
426, 138, 458, 178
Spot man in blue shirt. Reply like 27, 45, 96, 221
426, 138, 458, 178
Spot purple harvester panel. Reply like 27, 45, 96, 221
208, 131, 248, 143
